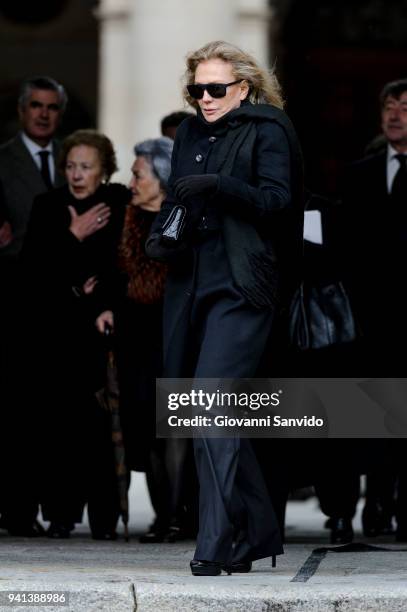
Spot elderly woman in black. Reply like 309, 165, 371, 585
22, 129, 130, 539
96, 138, 196, 543
147, 41, 304, 575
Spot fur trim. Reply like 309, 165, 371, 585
118, 206, 167, 304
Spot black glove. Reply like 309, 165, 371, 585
173, 174, 219, 202
145, 231, 187, 262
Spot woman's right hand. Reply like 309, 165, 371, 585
68, 203, 111, 241
96, 310, 114, 334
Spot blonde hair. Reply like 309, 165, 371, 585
183, 40, 284, 110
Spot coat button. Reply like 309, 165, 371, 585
209, 136, 217, 143
195, 154, 203, 162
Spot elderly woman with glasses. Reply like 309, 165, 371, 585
147, 41, 304, 576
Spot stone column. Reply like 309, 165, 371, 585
97, 0, 272, 181
97, 0, 133, 181
237, 0, 273, 68
126, 0, 238, 147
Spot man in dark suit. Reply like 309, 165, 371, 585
0, 76, 67, 537
0, 75, 67, 259
342, 78, 407, 542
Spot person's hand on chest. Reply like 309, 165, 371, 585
68, 202, 111, 241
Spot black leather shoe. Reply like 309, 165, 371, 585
163, 525, 189, 543
46, 522, 72, 539
190, 560, 223, 576
221, 560, 252, 573
362, 503, 394, 537
139, 522, 168, 543
330, 517, 354, 544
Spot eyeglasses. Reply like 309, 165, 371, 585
187, 80, 243, 100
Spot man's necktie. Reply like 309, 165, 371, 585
391, 154, 407, 205
38, 150, 53, 191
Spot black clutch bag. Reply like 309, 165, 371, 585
161, 204, 187, 246
289, 281, 357, 351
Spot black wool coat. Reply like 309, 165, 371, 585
21, 183, 129, 395
148, 103, 304, 377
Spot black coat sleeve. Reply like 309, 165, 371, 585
21, 192, 85, 290
146, 118, 294, 262
216, 121, 291, 219
84, 184, 130, 316
145, 124, 188, 261
22, 185, 128, 303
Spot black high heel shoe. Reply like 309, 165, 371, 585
163, 525, 189, 543
190, 560, 224, 576
330, 517, 354, 544
221, 560, 252, 573
221, 554, 276, 574
139, 521, 168, 543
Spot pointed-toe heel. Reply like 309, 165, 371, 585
222, 560, 252, 574
190, 560, 222, 576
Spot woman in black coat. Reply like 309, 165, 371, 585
147, 41, 304, 575
21, 129, 130, 539
95, 137, 197, 543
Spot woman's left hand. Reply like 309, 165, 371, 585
173, 174, 219, 201
83, 275, 98, 295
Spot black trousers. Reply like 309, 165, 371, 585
189, 235, 283, 563
193, 436, 283, 563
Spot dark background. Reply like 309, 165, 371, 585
1, 0, 406, 198
273, 0, 407, 195
0, 0, 99, 143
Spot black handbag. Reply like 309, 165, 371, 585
145, 204, 188, 262
289, 281, 357, 351
161, 204, 187, 246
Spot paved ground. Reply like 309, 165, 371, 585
0, 474, 406, 611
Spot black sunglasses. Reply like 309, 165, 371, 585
187, 80, 243, 100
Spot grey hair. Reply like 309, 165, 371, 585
18, 76, 68, 113
134, 137, 174, 190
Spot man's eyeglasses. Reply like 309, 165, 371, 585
187, 80, 243, 100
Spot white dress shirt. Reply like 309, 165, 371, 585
386, 144, 406, 194
21, 131, 55, 184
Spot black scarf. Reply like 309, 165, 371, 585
202, 102, 304, 309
